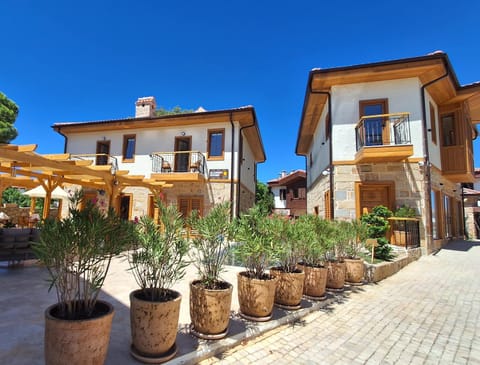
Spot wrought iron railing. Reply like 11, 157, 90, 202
151, 151, 207, 176
389, 217, 420, 249
70, 154, 118, 174
355, 112, 411, 150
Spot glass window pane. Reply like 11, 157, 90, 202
209, 132, 223, 156
125, 138, 135, 159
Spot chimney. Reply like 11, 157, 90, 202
135, 96, 156, 118
280, 170, 287, 178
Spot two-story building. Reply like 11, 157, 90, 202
267, 170, 306, 218
53, 97, 265, 219
296, 51, 480, 253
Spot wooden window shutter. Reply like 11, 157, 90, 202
324, 190, 331, 220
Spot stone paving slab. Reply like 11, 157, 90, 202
200, 240, 480, 364
1, 240, 479, 364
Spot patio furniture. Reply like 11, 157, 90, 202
0, 228, 39, 264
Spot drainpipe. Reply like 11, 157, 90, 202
420, 67, 449, 252
229, 112, 235, 219
238, 119, 256, 217
309, 80, 334, 219
55, 128, 69, 153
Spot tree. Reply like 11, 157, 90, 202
255, 182, 274, 215
2, 187, 31, 207
154, 106, 194, 116
0, 92, 19, 143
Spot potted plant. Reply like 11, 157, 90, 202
269, 215, 305, 310
325, 220, 348, 291
297, 215, 330, 300
360, 205, 395, 261
33, 190, 136, 365
233, 205, 278, 321
344, 219, 368, 285
128, 201, 189, 364
188, 202, 233, 339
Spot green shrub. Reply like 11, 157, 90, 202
360, 205, 394, 261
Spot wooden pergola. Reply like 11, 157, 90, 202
0, 144, 170, 219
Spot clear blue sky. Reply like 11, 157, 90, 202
1, 0, 479, 183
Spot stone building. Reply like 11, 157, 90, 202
53, 97, 265, 219
296, 52, 480, 253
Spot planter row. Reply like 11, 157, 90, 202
44, 259, 365, 365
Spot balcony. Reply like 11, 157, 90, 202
70, 154, 118, 174
150, 151, 207, 182
354, 112, 413, 164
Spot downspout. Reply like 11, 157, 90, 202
238, 119, 256, 217
309, 80, 334, 219
420, 67, 449, 252
54, 127, 69, 153
229, 112, 235, 219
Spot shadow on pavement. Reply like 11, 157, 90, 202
439, 240, 480, 252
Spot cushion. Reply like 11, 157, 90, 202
15, 234, 30, 243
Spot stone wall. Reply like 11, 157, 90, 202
0, 205, 59, 226
307, 174, 330, 216
364, 248, 422, 283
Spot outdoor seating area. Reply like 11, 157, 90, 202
0, 227, 39, 263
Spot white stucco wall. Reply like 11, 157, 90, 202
307, 106, 330, 188
331, 77, 425, 161
271, 185, 287, 209
240, 132, 256, 193
65, 122, 235, 177
425, 90, 442, 169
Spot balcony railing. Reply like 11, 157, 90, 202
70, 154, 118, 174
355, 112, 411, 151
389, 217, 420, 249
151, 151, 207, 175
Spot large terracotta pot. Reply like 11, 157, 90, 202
344, 258, 365, 284
298, 263, 328, 299
44, 300, 114, 365
269, 267, 305, 309
189, 280, 233, 339
130, 289, 181, 364
326, 261, 346, 290
237, 271, 278, 321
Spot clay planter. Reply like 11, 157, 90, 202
298, 263, 328, 300
237, 271, 278, 321
189, 280, 233, 340
326, 261, 346, 291
269, 267, 305, 310
44, 300, 114, 365
130, 289, 181, 364
344, 258, 365, 285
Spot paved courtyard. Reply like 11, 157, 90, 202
202, 240, 480, 365
1, 240, 479, 364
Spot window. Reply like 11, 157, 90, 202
208, 129, 225, 159
293, 188, 299, 199
325, 112, 331, 140
279, 189, 287, 201
96, 140, 110, 165
122, 134, 136, 162
178, 197, 202, 218
441, 113, 457, 146
429, 103, 437, 145
431, 189, 441, 239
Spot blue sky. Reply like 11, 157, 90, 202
1, 1, 479, 183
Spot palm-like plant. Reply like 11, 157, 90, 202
188, 202, 232, 289
129, 201, 190, 301
233, 205, 276, 279
34, 190, 137, 320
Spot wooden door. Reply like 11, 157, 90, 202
356, 182, 394, 217
174, 137, 191, 172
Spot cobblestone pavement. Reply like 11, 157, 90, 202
201, 241, 480, 365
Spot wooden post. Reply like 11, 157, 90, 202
366, 238, 378, 264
